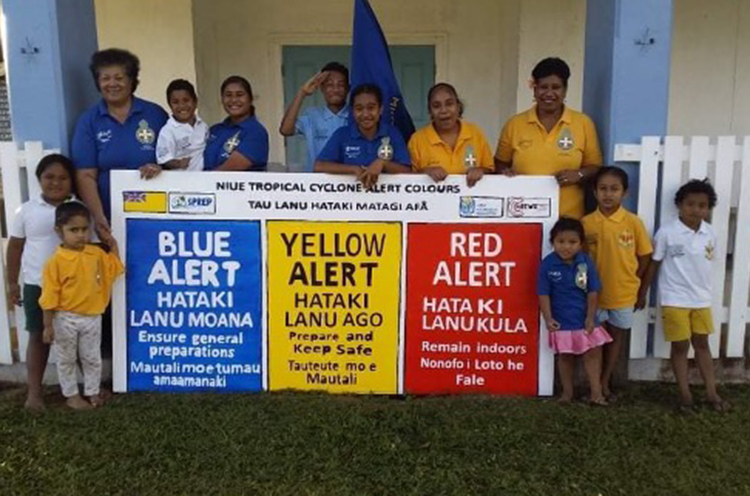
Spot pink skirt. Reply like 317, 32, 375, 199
548, 326, 612, 355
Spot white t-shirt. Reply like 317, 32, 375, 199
652, 218, 716, 308
156, 115, 209, 171
9, 196, 64, 286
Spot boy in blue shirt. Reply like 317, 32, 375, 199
279, 62, 350, 172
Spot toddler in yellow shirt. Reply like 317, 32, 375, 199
582, 167, 652, 400
39, 202, 124, 410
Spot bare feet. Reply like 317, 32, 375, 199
89, 394, 104, 408
557, 395, 573, 404
24, 395, 46, 412
707, 396, 731, 412
589, 395, 609, 407
66, 395, 93, 410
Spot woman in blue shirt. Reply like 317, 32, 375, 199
315, 84, 410, 189
204, 76, 269, 171
72, 48, 168, 240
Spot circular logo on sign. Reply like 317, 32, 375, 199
459, 196, 476, 215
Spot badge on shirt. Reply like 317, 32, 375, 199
97, 130, 112, 144
464, 146, 477, 169
345, 145, 362, 159
668, 245, 685, 257
575, 263, 588, 290
557, 128, 574, 151
618, 229, 635, 248
135, 120, 156, 145
223, 132, 241, 154
705, 242, 715, 261
377, 137, 394, 161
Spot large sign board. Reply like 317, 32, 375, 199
111, 172, 558, 395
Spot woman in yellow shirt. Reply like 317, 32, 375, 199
495, 58, 602, 219
409, 83, 494, 187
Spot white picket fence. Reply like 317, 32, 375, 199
0, 139, 748, 374
616, 136, 750, 360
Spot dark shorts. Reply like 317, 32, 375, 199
22, 284, 44, 333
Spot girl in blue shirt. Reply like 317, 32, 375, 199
538, 217, 612, 404
315, 84, 410, 190
204, 76, 269, 171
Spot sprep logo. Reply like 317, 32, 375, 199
506, 197, 551, 218
168, 193, 216, 214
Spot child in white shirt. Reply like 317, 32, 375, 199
640, 179, 728, 412
156, 79, 208, 171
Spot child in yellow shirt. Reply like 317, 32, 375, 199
39, 202, 124, 410
582, 167, 652, 400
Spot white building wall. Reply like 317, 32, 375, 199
190, 0, 589, 163
668, 0, 750, 136
93, 0, 750, 161
94, 0, 197, 113
516, 0, 586, 113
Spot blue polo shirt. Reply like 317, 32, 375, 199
204, 115, 269, 171
71, 97, 168, 220
316, 121, 410, 167
537, 251, 601, 330
296, 105, 349, 172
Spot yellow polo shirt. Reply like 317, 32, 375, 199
39, 244, 124, 315
409, 120, 494, 174
582, 207, 653, 308
495, 106, 602, 219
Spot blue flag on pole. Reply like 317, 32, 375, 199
351, 0, 415, 142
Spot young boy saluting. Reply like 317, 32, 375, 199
279, 62, 350, 172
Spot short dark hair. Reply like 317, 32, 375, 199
594, 166, 629, 191
321, 62, 349, 86
166, 79, 198, 103
36, 153, 75, 187
55, 202, 91, 228
428, 82, 464, 118
532, 57, 571, 88
220, 75, 255, 116
550, 217, 585, 244
89, 48, 140, 93
675, 178, 717, 209
350, 84, 383, 107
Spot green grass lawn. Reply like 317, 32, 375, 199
1, 382, 749, 496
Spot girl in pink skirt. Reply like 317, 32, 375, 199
538, 217, 612, 405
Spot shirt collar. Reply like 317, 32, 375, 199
222, 114, 255, 129
526, 105, 572, 127
56, 244, 96, 261
349, 120, 388, 140
677, 218, 709, 235
323, 105, 349, 121
426, 120, 471, 146
97, 96, 144, 118
169, 114, 205, 127
550, 250, 587, 266
34, 194, 77, 207
594, 206, 627, 223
